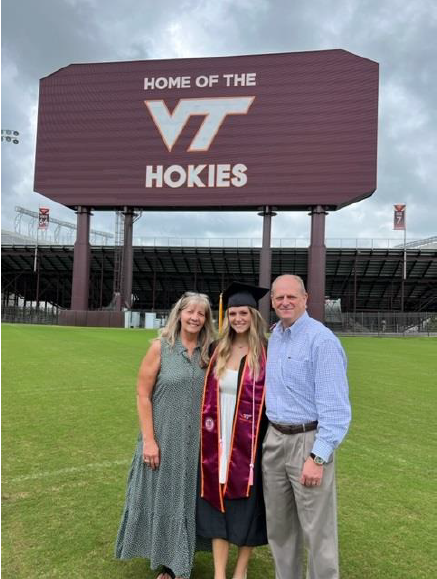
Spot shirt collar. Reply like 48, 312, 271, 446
176, 335, 200, 353
276, 310, 309, 335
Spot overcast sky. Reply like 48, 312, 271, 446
1, 0, 436, 244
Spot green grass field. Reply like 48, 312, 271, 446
1, 324, 436, 578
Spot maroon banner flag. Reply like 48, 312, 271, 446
38, 207, 50, 229
393, 204, 406, 230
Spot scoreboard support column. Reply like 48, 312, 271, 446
258, 205, 276, 324
307, 205, 327, 323
71, 206, 91, 311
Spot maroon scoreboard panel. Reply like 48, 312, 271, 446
34, 50, 379, 211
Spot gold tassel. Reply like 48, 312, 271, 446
218, 292, 223, 333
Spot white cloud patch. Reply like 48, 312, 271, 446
1, 0, 436, 243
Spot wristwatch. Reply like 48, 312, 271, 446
310, 452, 325, 465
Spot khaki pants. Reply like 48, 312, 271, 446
262, 424, 339, 579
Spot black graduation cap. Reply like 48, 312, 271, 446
222, 282, 269, 310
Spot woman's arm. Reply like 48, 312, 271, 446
136, 339, 161, 469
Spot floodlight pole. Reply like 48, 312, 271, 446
401, 226, 407, 313
35, 257, 41, 309
258, 206, 276, 324
307, 205, 327, 323
34, 223, 39, 273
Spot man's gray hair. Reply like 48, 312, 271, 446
271, 274, 307, 296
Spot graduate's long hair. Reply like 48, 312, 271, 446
160, 292, 215, 367
214, 306, 267, 380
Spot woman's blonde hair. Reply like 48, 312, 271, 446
214, 306, 267, 380
159, 292, 215, 367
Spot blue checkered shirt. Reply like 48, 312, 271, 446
266, 311, 351, 462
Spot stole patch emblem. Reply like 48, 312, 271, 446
205, 417, 215, 432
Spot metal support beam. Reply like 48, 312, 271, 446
99, 252, 104, 309
152, 267, 156, 312
71, 206, 91, 310
307, 205, 327, 323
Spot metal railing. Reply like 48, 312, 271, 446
325, 311, 437, 336
3, 232, 436, 250
130, 237, 435, 249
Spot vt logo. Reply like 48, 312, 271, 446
144, 96, 255, 152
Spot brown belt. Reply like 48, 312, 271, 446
270, 420, 318, 435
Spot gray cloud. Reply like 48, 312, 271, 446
2, 0, 436, 243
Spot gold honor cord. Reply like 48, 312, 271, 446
218, 293, 224, 333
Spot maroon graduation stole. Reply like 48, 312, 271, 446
200, 347, 266, 512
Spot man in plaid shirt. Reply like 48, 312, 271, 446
262, 275, 351, 579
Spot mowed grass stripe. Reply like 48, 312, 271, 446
7, 460, 131, 483
1, 325, 436, 578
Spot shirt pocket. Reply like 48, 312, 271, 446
281, 356, 310, 384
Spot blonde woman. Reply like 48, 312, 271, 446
116, 292, 214, 579
198, 282, 269, 579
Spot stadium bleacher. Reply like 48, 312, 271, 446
2, 233, 436, 313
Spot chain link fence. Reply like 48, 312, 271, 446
1, 305, 59, 325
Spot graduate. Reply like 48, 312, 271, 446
197, 282, 269, 579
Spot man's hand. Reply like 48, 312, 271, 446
300, 456, 323, 487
